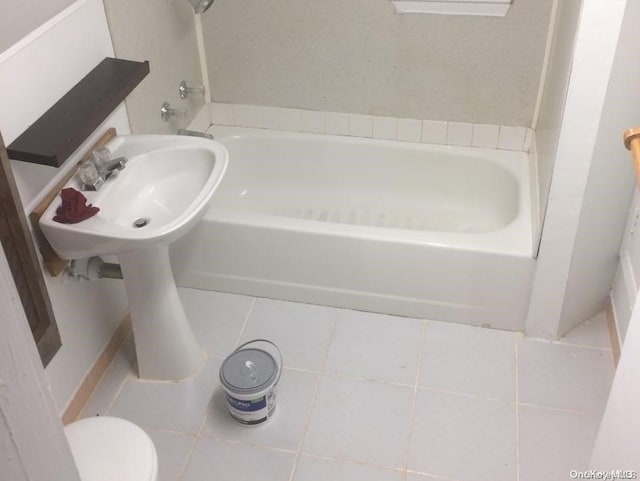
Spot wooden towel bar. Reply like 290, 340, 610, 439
623, 127, 640, 188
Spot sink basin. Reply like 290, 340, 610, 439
39, 134, 228, 381
40, 134, 228, 259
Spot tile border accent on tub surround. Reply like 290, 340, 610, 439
208, 103, 533, 153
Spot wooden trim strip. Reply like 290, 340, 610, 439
62, 314, 132, 425
29, 128, 117, 277
623, 127, 640, 188
1, 132, 62, 366
606, 299, 621, 367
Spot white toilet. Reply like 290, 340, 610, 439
65, 416, 158, 481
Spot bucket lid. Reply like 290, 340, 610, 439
220, 348, 278, 395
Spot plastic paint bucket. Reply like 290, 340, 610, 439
219, 339, 282, 426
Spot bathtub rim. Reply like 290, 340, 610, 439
206, 125, 534, 258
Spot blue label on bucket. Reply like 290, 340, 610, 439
226, 393, 267, 412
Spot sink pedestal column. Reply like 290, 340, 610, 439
119, 244, 204, 380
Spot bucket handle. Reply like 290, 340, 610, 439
234, 339, 283, 386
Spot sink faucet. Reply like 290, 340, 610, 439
101, 156, 128, 175
78, 148, 128, 191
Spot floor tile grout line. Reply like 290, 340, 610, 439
232, 296, 257, 348
176, 428, 201, 481
136, 290, 251, 481
524, 337, 612, 352
330, 371, 416, 388
209, 437, 300, 455
517, 402, 590, 415
515, 337, 520, 481
79, 334, 135, 419
146, 426, 199, 437
552, 342, 612, 352
196, 431, 413, 469
81, 369, 127, 418
196, 359, 521, 402
288, 310, 338, 481
402, 319, 427, 479
298, 451, 407, 475
286, 372, 322, 481
177, 384, 215, 481
103, 353, 137, 416
416, 385, 517, 404
405, 468, 465, 480
200, 434, 300, 454
93, 375, 128, 417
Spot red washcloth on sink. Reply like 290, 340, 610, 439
53, 187, 100, 224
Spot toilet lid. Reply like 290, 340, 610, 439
65, 416, 157, 481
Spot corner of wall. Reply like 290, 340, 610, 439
527, 131, 542, 256
525, 0, 628, 339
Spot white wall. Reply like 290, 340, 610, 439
589, 291, 640, 470
0, 242, 80, 481
0, 0, 77, 52
610, 189, 640, 344
526, 0, 636, 338
0, 0, 130, 413
558, 0, 640, 334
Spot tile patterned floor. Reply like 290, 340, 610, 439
80, 289, 615, 481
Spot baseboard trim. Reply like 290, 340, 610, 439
606, 300, 621, 367
61, 314, 132, 425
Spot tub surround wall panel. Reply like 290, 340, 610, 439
0, 0, 130, 414
103, 0, 205, 135
202, 0, 553, 127
534, 0, 583, 227
188, 101, 214, 133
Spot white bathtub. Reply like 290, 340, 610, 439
171, 126, 536, 330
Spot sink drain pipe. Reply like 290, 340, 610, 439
65, 256, 123, 281
97, 261, 123, 279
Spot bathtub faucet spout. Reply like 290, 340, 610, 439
177, 129, 214, 140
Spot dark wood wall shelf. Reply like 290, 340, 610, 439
7, 57, 149, 167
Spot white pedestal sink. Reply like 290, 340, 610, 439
39, 135, 228, 381
118, 245, 202, 380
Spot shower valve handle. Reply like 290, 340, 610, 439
160, 102, 187, 121
179, 80, 205, 100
